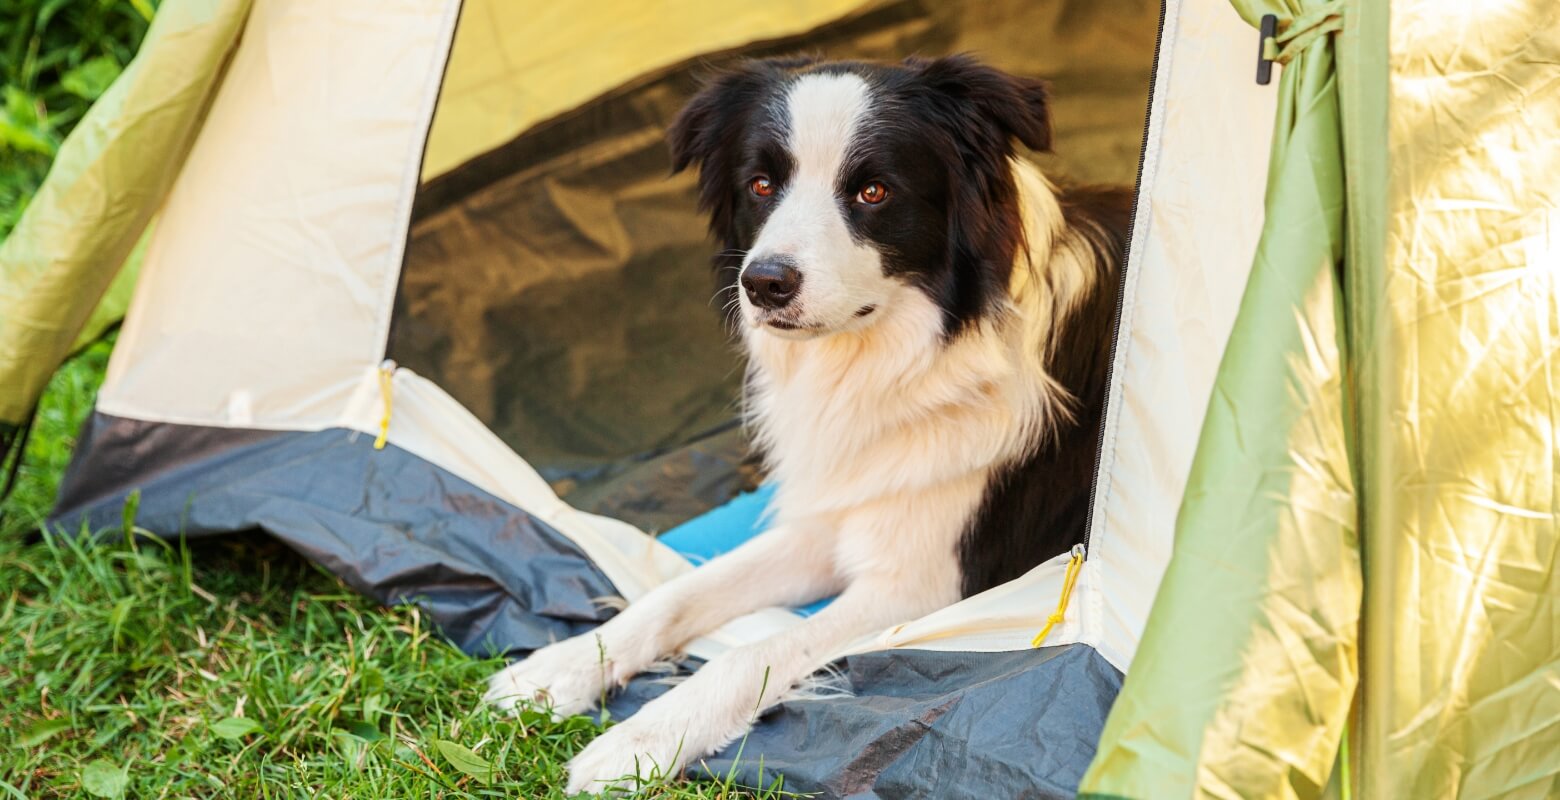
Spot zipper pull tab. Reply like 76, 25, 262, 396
374, 359, 397, 451
1031, 544, 1086, 648
1256, 13, 1278, 85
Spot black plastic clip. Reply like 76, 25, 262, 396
1256, 14, 1278, 85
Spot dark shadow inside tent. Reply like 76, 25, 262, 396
388, 0, 1158, 534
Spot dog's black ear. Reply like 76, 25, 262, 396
908, 54, 1053, 153
670, 59, 806, 249
668, 71, 740, 176
669, 56, 818, 174
901, 55, 1050, 334
668, 63, 763, 174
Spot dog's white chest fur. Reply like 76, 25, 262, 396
743, 285, 1037, 584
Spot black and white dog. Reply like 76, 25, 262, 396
487, 55, 1129, 793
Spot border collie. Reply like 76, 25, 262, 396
486, 54, 1129, 794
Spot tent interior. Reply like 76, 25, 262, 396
394, 0, 1160, 533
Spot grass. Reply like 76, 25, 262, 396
0, 4, 777, 798
0, 351, 788, 800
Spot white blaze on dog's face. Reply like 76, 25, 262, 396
738, 73, 893, 339
670, 57, 1057, 341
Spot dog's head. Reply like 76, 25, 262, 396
670, 55, 1052, 340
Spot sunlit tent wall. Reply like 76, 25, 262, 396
0, 0, 1555, 797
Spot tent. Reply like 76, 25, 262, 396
2, 0, 1556, 796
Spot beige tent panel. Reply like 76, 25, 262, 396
99, 0, 459, 428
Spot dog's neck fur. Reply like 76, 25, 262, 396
741, 159, 1096, 528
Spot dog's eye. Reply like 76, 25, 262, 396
750, 176, 774, 197
857, 181, 889, 205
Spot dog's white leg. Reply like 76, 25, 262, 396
563, 567, 954, 795
483, 523, 841, 718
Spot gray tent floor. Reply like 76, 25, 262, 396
53, 413, 1121, 798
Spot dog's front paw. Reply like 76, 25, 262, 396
565, 716, 693, 796
483, 634, 611, 718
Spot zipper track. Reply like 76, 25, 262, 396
381, 0, 466, 362
1079, 0, 1171, 560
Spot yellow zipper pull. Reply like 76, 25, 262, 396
1031, 543, 1085, 647
374, 359, 397, 450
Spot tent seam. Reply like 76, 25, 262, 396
1085, 0, 1183, 671
370, 0, 464, 367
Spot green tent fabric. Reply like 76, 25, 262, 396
0, 0, 251, 427
1362, 1, 1559, 796
1082, 1, 1359, 796
1085, 1, 1560, 797
72, 226, 149, 353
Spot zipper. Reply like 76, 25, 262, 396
1078, 0, 1171, 563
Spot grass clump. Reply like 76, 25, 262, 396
0, 336, 778, 800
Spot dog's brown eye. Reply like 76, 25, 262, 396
750, 176, 774, 197
857, 181, 889, 205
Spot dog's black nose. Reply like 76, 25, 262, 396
741, 260, 802, 309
